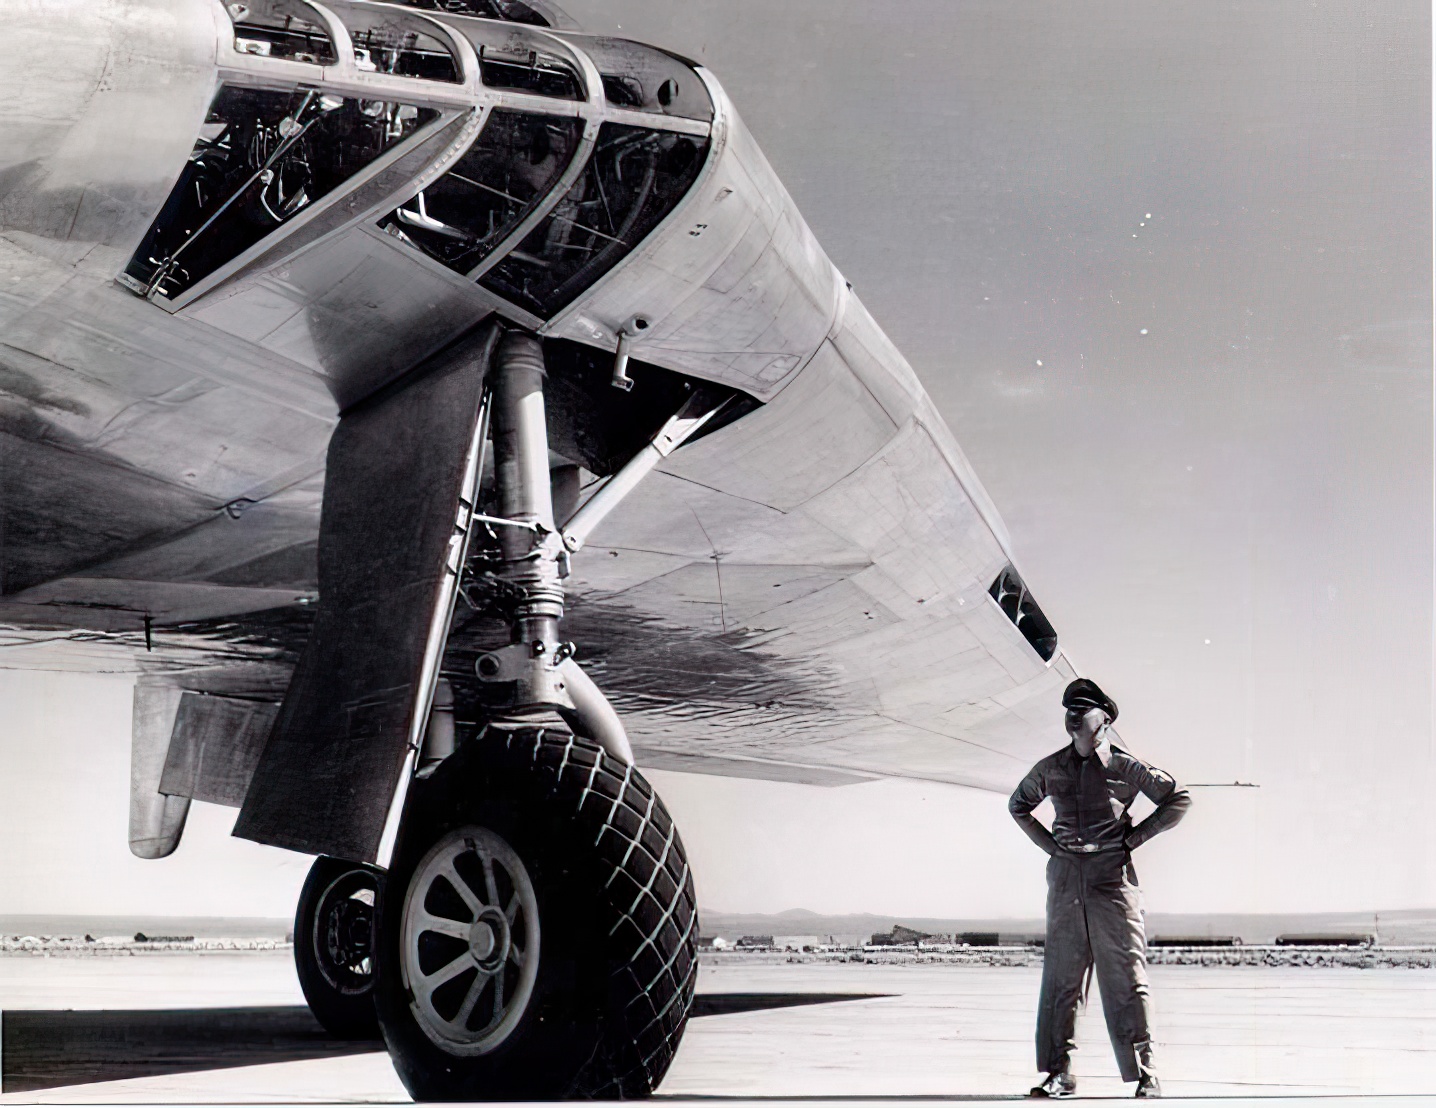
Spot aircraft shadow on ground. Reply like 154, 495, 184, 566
1, 993, 890, 1093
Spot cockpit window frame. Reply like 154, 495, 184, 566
118, 81, 467, 311
363, 16, 721, 326
123, 8, 720, 327
323, 0, 469, 85
549, 32, 714, 122
228, 0, 340, 65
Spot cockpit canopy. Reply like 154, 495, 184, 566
122, 0, 715, 322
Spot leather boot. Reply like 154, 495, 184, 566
1134, 1040, 1160, 1098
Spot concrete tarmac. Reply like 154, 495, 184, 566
1, 951, 1433, 1102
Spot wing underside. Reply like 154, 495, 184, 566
0, 8, 1071, 800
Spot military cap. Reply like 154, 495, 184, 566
1062, 677, 1118, 722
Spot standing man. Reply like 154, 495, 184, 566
1009, 678, 1191, 1099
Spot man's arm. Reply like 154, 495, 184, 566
1121, 755, 1192, 849
1008, 765, 1058, 855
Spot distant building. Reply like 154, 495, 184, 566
736, 935, 774, 949
1276, 933, 1375, 947
868, 924, 933, 946
709, 936, 732, 950
774, 935, 821, 951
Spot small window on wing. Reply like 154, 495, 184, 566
338, 7, 462, 82
378, 110, 583, 275
479, 123, 708, 317
227, 0, 337, 64
122, 86, 438, 299
989, 566, 1058, 663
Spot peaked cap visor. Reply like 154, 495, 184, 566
1062, 677, 1119, 722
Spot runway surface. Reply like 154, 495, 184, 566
1, 952, 1433, 1102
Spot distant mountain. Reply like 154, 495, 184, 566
698, 910, 1042, 945
9, 907, 1433, 947
697, 907, 1436, 946
0, 916, 292, 940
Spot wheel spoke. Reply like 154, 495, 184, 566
453, 973, 487, 1027
421, 950, 474, 989
415, 911, 470, 940
441, 862, 481, 913
480, 850, 499, 905
403, 826, 540, 1053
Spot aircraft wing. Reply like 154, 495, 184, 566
0, 0, 1074, 810
554, 290, 1077, 791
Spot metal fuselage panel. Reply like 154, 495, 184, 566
0, 0, 1067, 792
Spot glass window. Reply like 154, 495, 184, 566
989, 566, 1058, 662
479, 123, 708, 318
377, 109, 582, 275
227, 0, 337, 64
123, 86, 438, 299
338, 7, 462, 83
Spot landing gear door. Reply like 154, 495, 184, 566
233, 325, 496, 862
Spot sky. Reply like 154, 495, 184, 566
0, 1, 1431, 922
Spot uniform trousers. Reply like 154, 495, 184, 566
1037, 849, 1155, 1082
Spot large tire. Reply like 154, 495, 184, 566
294, 856, 381, 1039
373, 725, 698, 1100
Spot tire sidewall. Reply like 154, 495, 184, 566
294, 856, 381, 1040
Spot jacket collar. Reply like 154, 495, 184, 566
1065, 727, 1113, 768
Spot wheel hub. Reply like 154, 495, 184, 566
313, 869, 377, 993
400, 826, 541, 1056
467, 907, 509, 970
327, 899, 373, 968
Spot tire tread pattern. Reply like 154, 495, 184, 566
495, 725, 699, 1099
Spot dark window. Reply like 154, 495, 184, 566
480, 123, 708, 318
989, 566, 1058, 662
377, 110, 582, 275
478, 46, 583, 99
228, 0, 337, 64
340, 9, 462, 83
600, 74, 644, 108
123, 86, 437, 299
390, 0, 549, 26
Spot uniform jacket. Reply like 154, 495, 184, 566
1008, 732, 1191, 856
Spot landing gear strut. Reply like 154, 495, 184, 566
369, 331, 701, 1099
